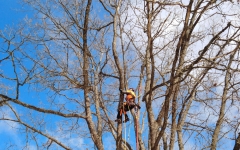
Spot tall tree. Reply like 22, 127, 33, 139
0, 0, 240, 149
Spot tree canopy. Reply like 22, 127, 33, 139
0, 0, 240, 149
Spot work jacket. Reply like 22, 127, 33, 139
125, 90, 136, 101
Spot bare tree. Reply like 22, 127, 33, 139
1, 0, 240, 150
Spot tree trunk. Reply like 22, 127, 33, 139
233, 133, 240, 150
211, 45, 239, 150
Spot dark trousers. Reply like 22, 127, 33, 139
116, 101, 135, 119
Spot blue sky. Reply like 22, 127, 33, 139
0, 1, 46, 149
0, 0, 26, 29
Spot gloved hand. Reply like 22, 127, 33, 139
119, 88, 123, 93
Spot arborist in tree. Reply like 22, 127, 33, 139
115, 88, 138, 123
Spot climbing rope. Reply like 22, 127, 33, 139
123, 102, 133, 150
122, 102, 127, 150
124, 103, 131, 150
127, 104, 131, 142
124, 114, 127, 150
128, 112, 131, 141
135, 106, 139, 150
135, 84, 142, 150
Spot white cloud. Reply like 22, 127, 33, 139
47, 126, 86, 150
0, 107, 19, 134
0, 106, 22, 148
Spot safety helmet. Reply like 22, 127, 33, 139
129, 88, 134, 91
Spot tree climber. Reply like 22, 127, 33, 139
115, 88, 137, 123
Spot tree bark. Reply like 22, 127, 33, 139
211, 45, 239, 150
233, 133, 240, 150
